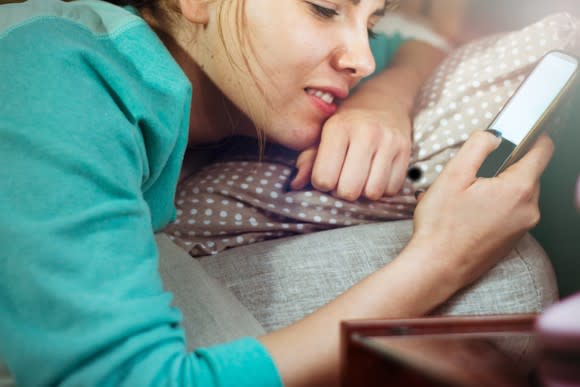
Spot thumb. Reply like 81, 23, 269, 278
288, 147, 317, 190
441, 130, 502, 188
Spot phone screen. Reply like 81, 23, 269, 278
477, 51, 578, 177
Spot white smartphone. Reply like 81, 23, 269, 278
477, 50, 579, 178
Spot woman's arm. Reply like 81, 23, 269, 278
262, 132, 555, 386
290, 39, 446, 200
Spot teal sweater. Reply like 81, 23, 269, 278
0, 1, 404, 385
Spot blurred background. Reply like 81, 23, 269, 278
398, 0, 579, 44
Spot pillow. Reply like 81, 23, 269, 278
408, 12, 580, 189
165, 13, 580, 257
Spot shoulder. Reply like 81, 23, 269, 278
0, 0, 143, 39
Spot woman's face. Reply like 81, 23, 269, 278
196, 0, 386, 150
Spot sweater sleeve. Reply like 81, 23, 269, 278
367, 31, 407, 79
0, 15, 281, 387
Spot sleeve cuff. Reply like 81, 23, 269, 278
195, 337, 283, 387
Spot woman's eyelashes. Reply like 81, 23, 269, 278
306, 2, 379, 39
307, 2, 339, 18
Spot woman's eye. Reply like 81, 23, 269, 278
308, 2, 339, 18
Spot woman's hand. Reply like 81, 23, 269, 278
410, 131, 555, 289
289, 104, 412, 201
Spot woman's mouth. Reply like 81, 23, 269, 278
305, 87, 338, 116
305, 88, 335, 104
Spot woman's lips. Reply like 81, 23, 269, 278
305, 87, 338, 117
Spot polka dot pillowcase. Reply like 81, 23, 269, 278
408, 12, 579, 189
165, 13, 580, 257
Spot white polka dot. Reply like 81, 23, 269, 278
235, 214, 243, 221
241, 183, 249, 190
256, 187, 264, 194
204, 209, 213, 216
220, 211, 228, 218
270, 192, 279, 199
335, 201, 344, 208
313, 216, 322, 222
236, 236, 244, 243
260, 179, 268, 185
320, 196, 328, 203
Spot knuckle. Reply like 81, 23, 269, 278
336, 187, 361, 202
512, 182, 535, 201
527, 208, 541, 228
311, 176, 335, 192
364, 186, 383, 201
384, 186, 400, 197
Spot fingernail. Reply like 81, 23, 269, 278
284, 166, 299, 192
414, 189, 425, 200
486, 129, 502, 138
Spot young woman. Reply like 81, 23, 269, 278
0, 0, 554, 386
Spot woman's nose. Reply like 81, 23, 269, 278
332, 31, 376, 80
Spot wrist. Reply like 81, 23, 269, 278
394, 235, 466, 312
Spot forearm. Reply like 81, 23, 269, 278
260, 237, 458, 387
345, 40, 446, 115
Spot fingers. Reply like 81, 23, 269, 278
290, 147, 317, 190
333, 139, 373, 200
365, 149, 408, 199
440, 131, 502, 189
385, 149, 410, 196
500, 134, 555, 182
364, 150, 392, 200
310, 131, 348, 192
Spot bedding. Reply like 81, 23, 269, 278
165, 13, 580, 257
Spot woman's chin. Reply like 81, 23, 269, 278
273, 126, 321, 151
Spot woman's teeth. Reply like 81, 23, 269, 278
306, 88, 334, 104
